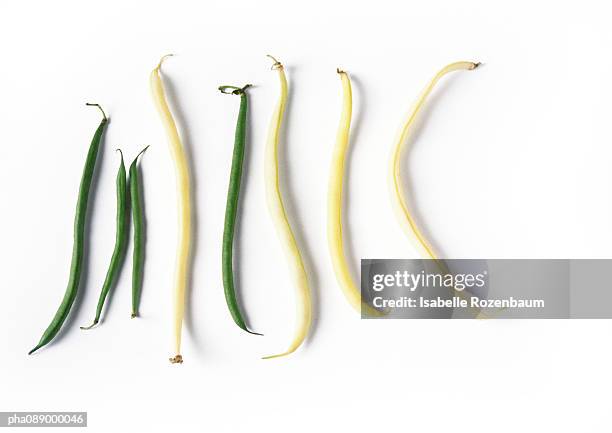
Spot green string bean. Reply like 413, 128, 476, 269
219, 84, 261, 335
81, 149, 128, 330
130, 146, 149, 318
29, 103, 108, 354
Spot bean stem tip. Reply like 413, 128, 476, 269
218, 84, 252, 96
169, 354, 183, 364
266, 54, 283, 70
156, 54, 174, 70
86, 103, 107, 121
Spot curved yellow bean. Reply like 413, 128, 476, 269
389, 61, 486, 319
327, 69, 383, 317
150, 55, 192, 364
390, 61, 479, 259
262, 56, 312, 359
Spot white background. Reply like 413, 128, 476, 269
1, 0, 611, 431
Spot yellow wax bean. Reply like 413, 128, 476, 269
327, 69, 382, 317
390, 61, 479, 260
389, 61, 485, 318
262, 56, 312, 359
150, 55, 192, 364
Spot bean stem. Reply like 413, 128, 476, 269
150, 55, 191, 364
262, 56, 312, 359
29, 103, 108, 354
81, 149, 128, 330
219, 84, 261, 335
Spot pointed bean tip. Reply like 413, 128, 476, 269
262, 351, 290, 360
136, 145, 150, 160
28, 346, 39, 355
80, 323, 96, 330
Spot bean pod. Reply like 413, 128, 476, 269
30, 103, 108, 354
219, 84, 261, 335
81, 149, 128, 330
262, 56, 312, 359
390, 61, 479, 259
150, 55, 192, 364
130, 146, 150, 318
327, 70, 382, 317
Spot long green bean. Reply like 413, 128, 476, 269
130, 145, 149, 318
81, 149, 128, 329
29, 103, 108, 354
219, 84, 261, 335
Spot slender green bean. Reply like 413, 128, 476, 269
130, 145, 149, 318
81, 150, 128, 330
29, 103, 108, 354
219, 84, 261, 335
